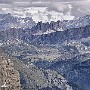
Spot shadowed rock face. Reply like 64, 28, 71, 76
0, 49, 22, 90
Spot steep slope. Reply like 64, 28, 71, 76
0, 49, 22, 90
28, 24, 90, 45
0, 48, 73, 90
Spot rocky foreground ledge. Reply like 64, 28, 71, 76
0, 49, 22, 90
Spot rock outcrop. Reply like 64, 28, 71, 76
0, 50, 22, 90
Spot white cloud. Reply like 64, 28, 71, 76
0, 0, 90, 19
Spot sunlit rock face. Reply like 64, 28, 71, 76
0, 49, 22, 90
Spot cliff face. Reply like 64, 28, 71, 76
0, 50, 22, 90
29, 25, 90, 45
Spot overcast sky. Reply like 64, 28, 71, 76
0, 0, 90, 18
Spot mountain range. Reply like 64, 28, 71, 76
0, 13, 90, 90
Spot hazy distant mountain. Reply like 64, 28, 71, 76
0, 13, 36, 31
